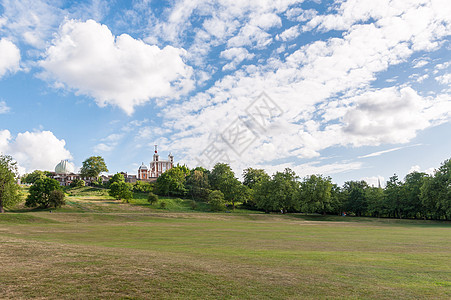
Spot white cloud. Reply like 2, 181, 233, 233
0, 38, 20, 77
360, 176, 384, 187
220, 47, 254, 71
0, 130, 72, 173
412, 59, 429, 68
0, 101, 11, 114
276, 25, 300, 41
435, 73, 451, 85
40, 19, 194, 115
408, 165, 435, 175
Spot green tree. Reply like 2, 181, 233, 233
109, 173, 125, 185
185, 169, 210, 200
254, 168, 299, 213
21, 170, 47, 184
343, 180, 369, 216
242, 168, 270, 208
403, 172, 427, 218
384, 175, 403, 218
208, 190, 225, 211
155, 166, 187, 197
299, 174, 333, 215
26, 177, 62, 208
0, 155, 20, 213
209, 163, 242, 209
109, 181, 133, 202
48, 190, 65, 208
133, 181, 152, 193
366, 186, 385, 217
80, 156, 108, 181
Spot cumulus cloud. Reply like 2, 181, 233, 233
40, 19, 194, 115
408, 165, 435, 175
0, 38, 20, 77
435, 73, 451, 85
0, 130, 72, 173
276, 25, 300, 41
220, 47, 254, 71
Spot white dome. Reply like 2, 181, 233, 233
55, 160, 75, 174
139, 162, 148, 170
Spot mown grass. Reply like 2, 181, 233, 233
0, 191, 450, 299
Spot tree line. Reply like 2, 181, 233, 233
152, 159, 450, 220
0, 154, 449, 220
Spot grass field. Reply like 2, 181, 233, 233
0, 189, 450, 299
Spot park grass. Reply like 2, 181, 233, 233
0, 195, 450, 299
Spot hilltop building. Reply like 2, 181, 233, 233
138, 145, 174, 180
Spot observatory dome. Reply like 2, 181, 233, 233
55, 160, 75, 174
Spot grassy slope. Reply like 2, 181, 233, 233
0, 188, 450, 299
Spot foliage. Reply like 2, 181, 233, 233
155, 166, 188, 197
69, 178, 85, 188
159, 201, 167, 209
185, 169, 210, 200
209, 163, 242, 208
147, 192, 159, 205
133, 181, 152, 193
48, 190, 66, 208
242, 168, 270, 189
299, 175, 334, 215
80, 156, 108, 180
26, 177, 62, 208
254, 168, 299, 213
109, 173, 125, 185
0, 155, 20, 213
343, 180, 369, 216
109, 182, 133, 202
21, 170, 47, 184
208, 190, 225, 211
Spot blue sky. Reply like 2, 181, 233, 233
0, 0, 450, 186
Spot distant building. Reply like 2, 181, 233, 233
138, 145, 174, 181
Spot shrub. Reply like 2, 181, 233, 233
70, 178, 85, 187
159, 201, 167, 209
147, 192, 159, 205
26, 177, 61, 208
209, 190, 225, 211
49, 190, 65, 208
190, 200, 198, 210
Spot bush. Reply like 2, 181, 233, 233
159, 201, 167, 209
109, 182, 133, 202
26, 177, 61, 208
134, 181, 153, 193
49, 190, 65, 208
209, 190, 225, 211
147, 192, 159, 205
70, 178, 85, 187
190, 200, 198, 210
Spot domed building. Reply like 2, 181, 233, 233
51, 160, 78, 186
55, 160, 75, 174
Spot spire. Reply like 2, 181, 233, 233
154, 144, 158, 154
378, 178, 381, 189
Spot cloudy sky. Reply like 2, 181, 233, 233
0, 0, 450, 185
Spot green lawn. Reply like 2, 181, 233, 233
0, 194, 450, 299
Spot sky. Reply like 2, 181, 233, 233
0, 0, 450, 186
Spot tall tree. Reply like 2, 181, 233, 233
299, 174, 333, 215
209, 163, 242, 209
242, 168, 270, 189
366, 186, 385, 217
343, 180, 369, 216
403, 171, 427, 219
26, 177, 62, 208
185, 169, 210, 200
21, 170, 47, 184
0, 155, 19, 213
384, 175, 403, 218
80, 156, 108, 180
155, 166, 188, 197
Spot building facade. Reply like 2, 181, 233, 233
138, 146, 174, 180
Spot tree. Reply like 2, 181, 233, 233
209, 163, 242, 209
49, 190, 65, 208
21, 170, 47, 184
208, 190, 225, 211
109, 173, 125, 186
242, 168, 270, 189
403, 172, 427, 218
155, 166, 188, 197
299, 175, 333, 215
133, 181, 152, 193
384, 175, 403, 218
0, 155, 20, 213
26, 177, 62, 208
366, 186, 385, 217
343, 180, 369, 216
109, 182, 133, 202
80, 156, 108, 181
185, 169, 210, 200
254, 168, 299, 213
